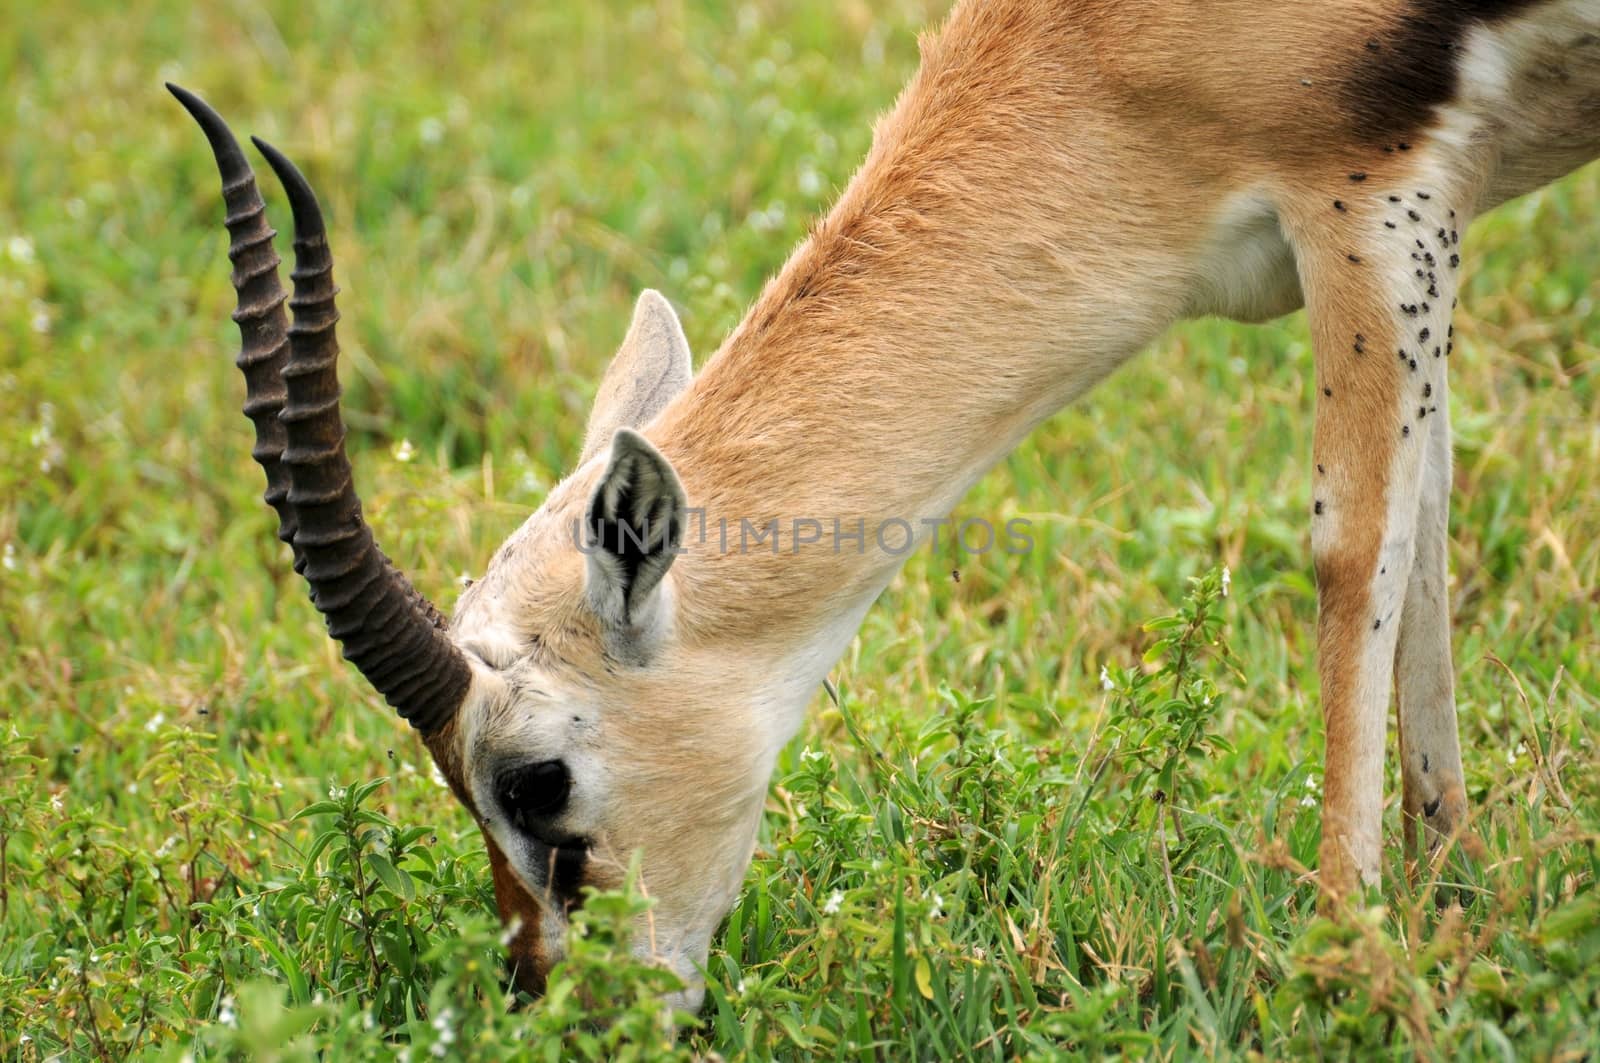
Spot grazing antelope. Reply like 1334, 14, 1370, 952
172, 0, 1600, 1010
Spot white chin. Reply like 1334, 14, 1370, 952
661, 983, 706, 1015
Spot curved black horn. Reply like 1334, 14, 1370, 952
166, 83, 300, 559
171, 85, 470, 733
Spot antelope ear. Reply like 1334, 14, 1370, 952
583, 428, 685, 633
580, 290, 692, 465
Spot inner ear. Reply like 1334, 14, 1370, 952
584, 428, 685, 630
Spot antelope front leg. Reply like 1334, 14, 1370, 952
1282, 176, 1465, 896
1395, 368, 1469, 868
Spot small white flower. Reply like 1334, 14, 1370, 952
3, 542, 18, 571
822, 889, 843, 915
735, 978, 748, 996
363, 1010, 376, 1031
929, 892, 945, 919
19, 1033, 30, 1045
1301, 795, 1317, 808
218, 995, 237, 1027
429, 1044, 447, 1059
1221, 566, 1231, 597
431, 1007, 455, 1043
1305, 775, 1319, 792
1100, 665, 1114, 691
6, 235, 35, 263
329, 785, 344, 800
50, 791, 64, 813
797, 165, 823, 198
795, 803, 806, 818
145, 711, 166, 734
418, 118, 444, 146
393, 438, 416, 463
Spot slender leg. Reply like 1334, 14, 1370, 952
1279, 173, 1465, 896
1395, 380, 1469, 866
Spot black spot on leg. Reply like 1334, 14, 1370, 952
1449, 253, 1460, 268
1374, 618, 1382, 630
1349, 172, 1368, 182
1416, 191, 1431, 199
1409, 359, 1418, 370
1324, 387, 1333, 397
1419, 406, 1428, 417
1408, 209, 1422, 221
1385, 220, 1398, 229
1334, 199, 1347, 211
1317, 463, 1325, 474
1398, 141, 1410, 151
1423, 796, 1441, 817
1423, 753, 1431, 772
1348, 253, 1363, 263
1420, 328, 1431, 342
1315, 500, 1324, 514
1389, 195, 1402, 203
1424, 382, 1432, 397
1403, 425, 1411, 436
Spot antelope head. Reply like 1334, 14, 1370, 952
172, 86, 788, 1008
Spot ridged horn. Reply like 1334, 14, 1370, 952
171, 85, 470, 734
166, 83, 300, 560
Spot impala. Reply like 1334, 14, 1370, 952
171, 0, 1600, 1009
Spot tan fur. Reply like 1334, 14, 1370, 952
412, 0, 1600, 998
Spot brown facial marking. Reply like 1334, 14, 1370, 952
487, 831, 549, 996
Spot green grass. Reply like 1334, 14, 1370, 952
3, 1, 1599, 1058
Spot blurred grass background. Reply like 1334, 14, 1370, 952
2, 1, 1597, 1058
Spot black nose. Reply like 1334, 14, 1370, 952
495, 760, 571, 830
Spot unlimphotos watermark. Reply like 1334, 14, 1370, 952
574, 513, 1035, 557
